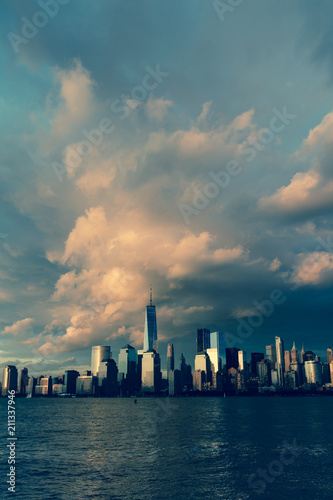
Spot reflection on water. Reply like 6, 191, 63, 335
0, 397, 332, 499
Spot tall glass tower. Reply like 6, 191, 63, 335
167, 343, 174, 380
91, 346, 111, 376
275, 336, 285, 386
143, 286, 158, 352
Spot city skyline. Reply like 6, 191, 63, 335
1, 2, 333, 378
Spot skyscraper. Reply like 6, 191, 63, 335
291, 342, 299, 363
284, 350, 291, 373
226, 348, 239, 370
304, 360, 323, 385
143, 286, 158, 352
275, 336, 285, 386
251, 352, 264, 376
64, 370, 80, 395
118, 344, 138, 393
2, 365, 18, 396
301, 343, 305, 363
327, 347, 333, 363
17, 367, 29, 395
266, 345, 277, 366
210, 332, 225, 370
91, 346, 111, 376
196, 328, 210, 354
238, 351, 247, 371
141, 349, 161, 392
167, 343, 174, 380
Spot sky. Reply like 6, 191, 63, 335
1, 0, 333, 375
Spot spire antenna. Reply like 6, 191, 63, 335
149, 285, 153, 306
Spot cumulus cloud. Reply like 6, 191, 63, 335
1, 318, 35, 337
145, 95, 173, 120
289, 252, 333, 286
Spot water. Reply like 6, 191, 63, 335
0, 397, 332, 499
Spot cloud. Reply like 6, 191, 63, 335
289, 252, 333, 286
269, 258, 282, 271
145, 95, 172, 120
1, 318, 35, 337
258, 170, 321, 211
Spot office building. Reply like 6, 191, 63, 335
285, 370, 297, 389
98, 358, 118, 396
275, 336, 285, 386
35, 376, 52, 396
143, 286, 158, 352
196, 328, 210, 354
168, 369, 182, 395
266, 345, 277, 366
17, 367, 29, 395
118, 345, 137, 393
210, 331, 225, 370
2, 365, 18, 396
76, 375, 98, 396
63, 370, 80, 395
284, 350, 291, 373
327, 347, 333, 363
238, 350, 247, 371
322, 363, 331, 384
290, 362, 301, 386
304, 360, 323, 385
167, 343, 174, 380
251, 352, 264, 376
271, 370, 279, 387
291, 342, 299, 363
226, 348, 239, 371
91, 346, 111, 376
300, 344, 305, 363
193, 370, 205, 391
141, 349, 161, 392
257, 360, 271, 387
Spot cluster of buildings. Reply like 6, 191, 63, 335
2, 289, 333, 397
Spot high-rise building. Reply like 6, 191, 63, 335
168, 369, 182, 395
118, 344, 137, 393
2, 365, 18, 396
322, 363, 331, 384
275, 336, 285, 386
284, 350, 291, 373
226, 348, 239, 370
290, 362, 302, 386
266, 345, 277, 365
305, 360, 323, 385
327, 347, 333, 363
141, 349, 161, 392
285, 370, 297, 389
238, 351, 247, 371
330, 361, 333, 384
251, 353, 264, 376
257, 360, 271, 387
64, 370, 80, 395
301, 344, 305, 363
17, 368, 29, 395
193, 370, 205, 391
76, 375, 98, 396
291, 342, 299, 363
167, 343, 175, 380
143, 286, 158, 352
179, 353, 192, 391
195, 352, 210, 372
98, 359, 118, 396
303, 351, 315, 362
91, 346, 111, 376
196, 328, 210, 354
210, 332, 225, 370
